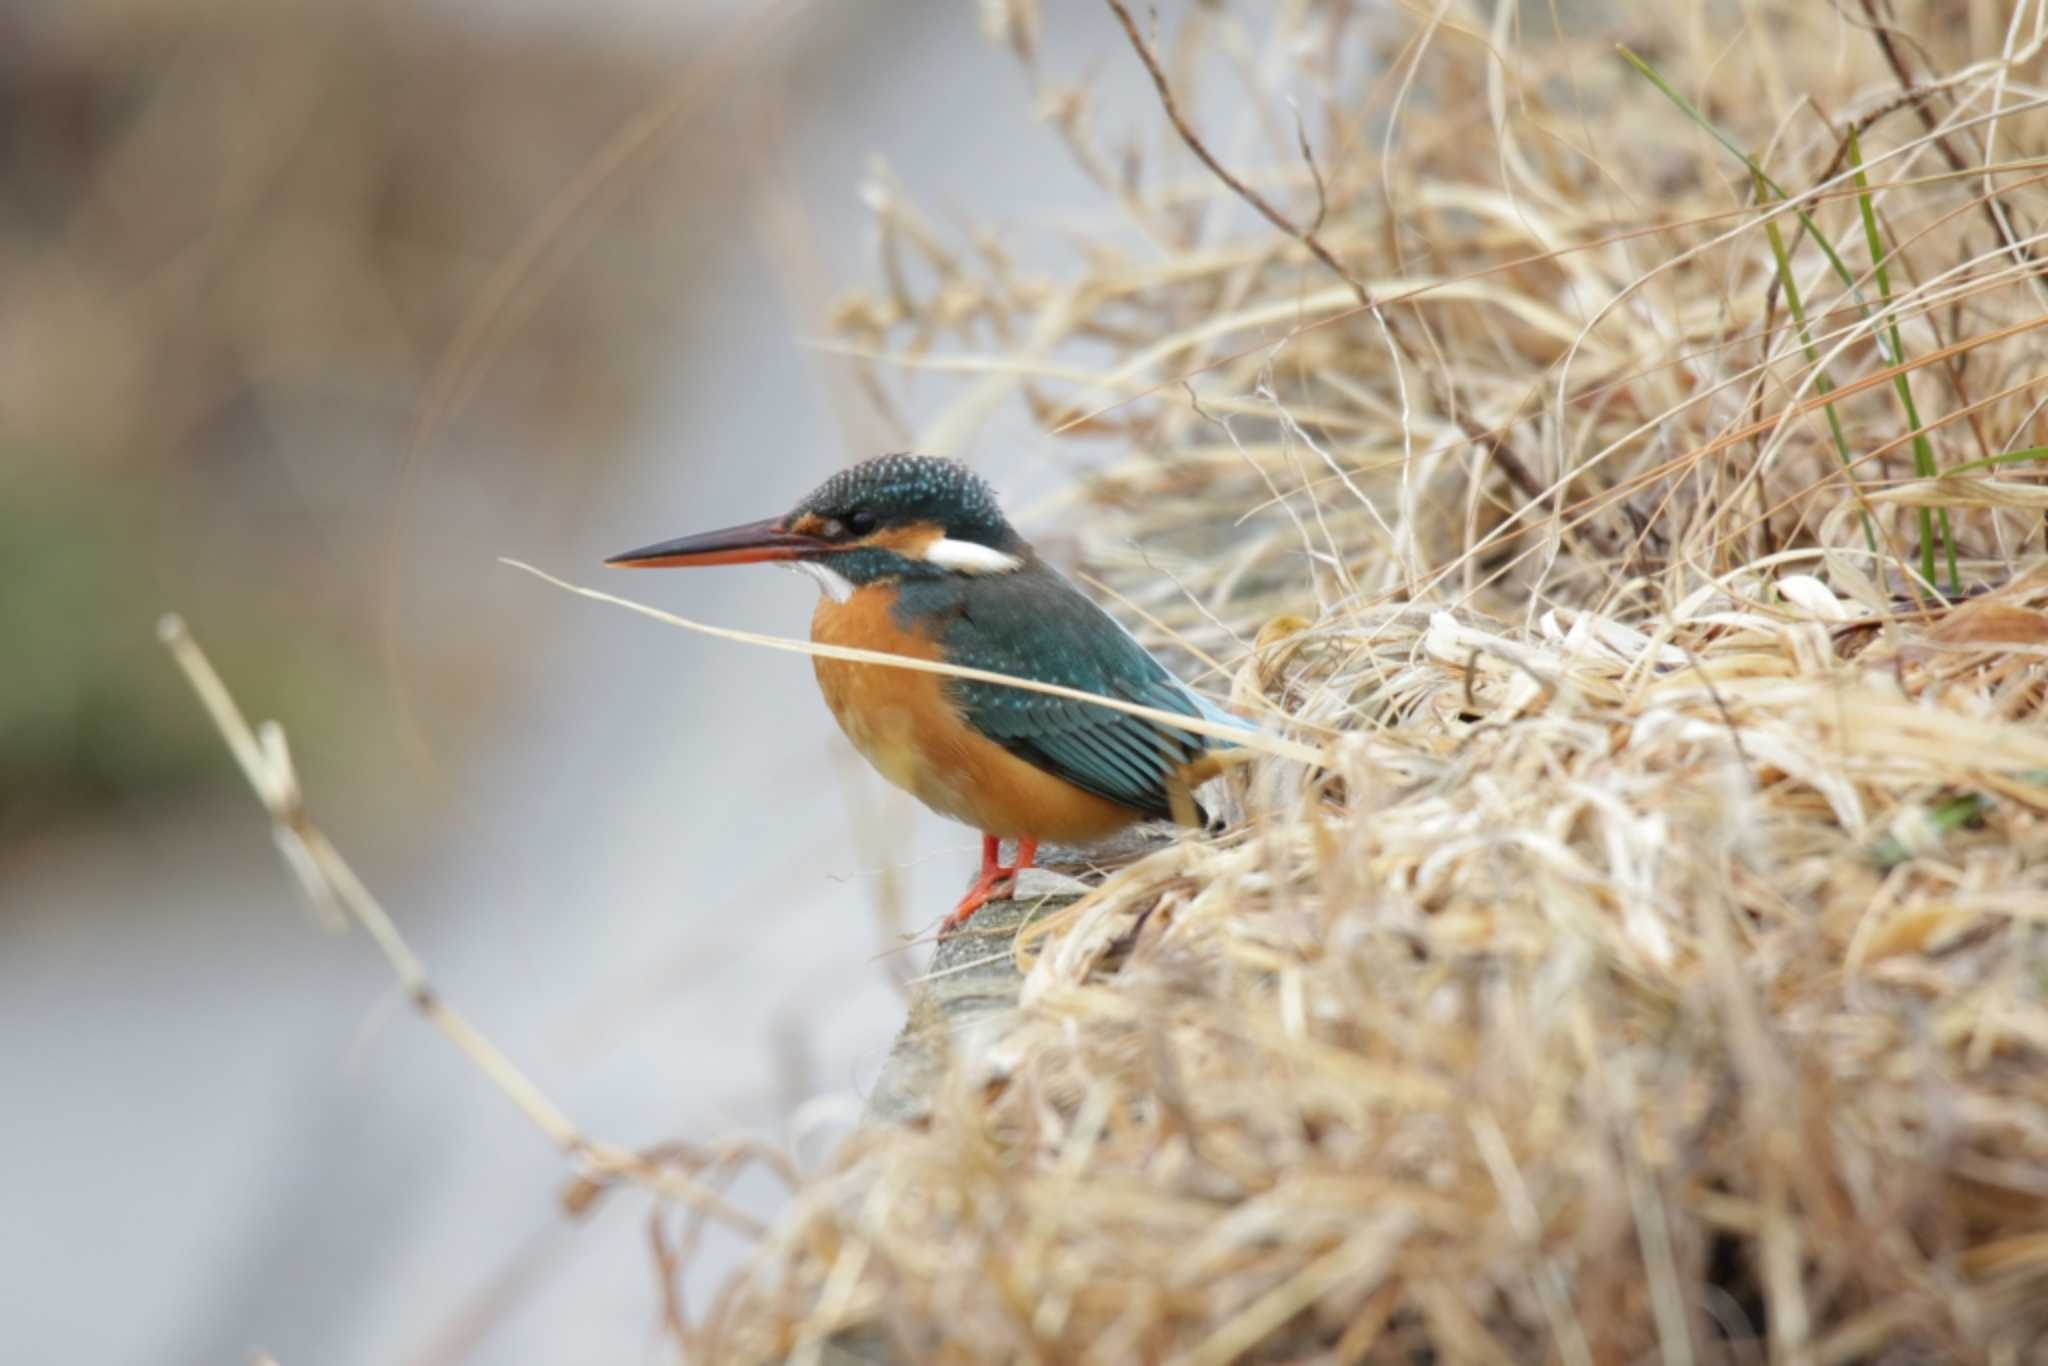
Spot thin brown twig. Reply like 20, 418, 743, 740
1289, 99, 1331, 241
1105, 0, 1549, 509
1104, 0, 1370, 309
1859, 0, 2044, 278
1035, 150, 2048, 442
650, 1212, 695, 1359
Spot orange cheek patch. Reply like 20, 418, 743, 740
862, 521, 942, 558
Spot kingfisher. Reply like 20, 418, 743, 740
607, 454, 1248, 933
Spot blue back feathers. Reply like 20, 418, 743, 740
897, 564, 1249, 820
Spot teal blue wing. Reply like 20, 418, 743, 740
932, 571, 1248, 820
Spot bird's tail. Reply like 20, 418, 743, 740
1183, 685, 1260, 748
1162, 685, 1265, 829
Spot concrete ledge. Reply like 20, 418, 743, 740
862, 828, 1172, 1127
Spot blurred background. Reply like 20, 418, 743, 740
0, 1, 1165, 1360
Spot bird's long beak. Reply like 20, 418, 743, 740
605, 516, 825, 568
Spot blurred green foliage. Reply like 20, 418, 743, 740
0, 469, 356, 832
4, 490, 195, 825
1, 4, 715, 839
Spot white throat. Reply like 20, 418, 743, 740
786, 559, 855, 603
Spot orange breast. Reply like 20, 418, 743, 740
810, 586, 1143, 843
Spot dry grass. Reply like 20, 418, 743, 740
159, 1, 2048, 1360
690, 2, 2048, 1361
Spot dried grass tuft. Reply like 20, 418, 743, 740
701, 2, 2048, 1361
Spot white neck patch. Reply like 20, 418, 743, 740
925, 538, 1023, 574
786, 559, 855, 603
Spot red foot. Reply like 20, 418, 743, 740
939, 834, 1039, 934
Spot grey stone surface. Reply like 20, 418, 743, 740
863, 831, 1169, 1126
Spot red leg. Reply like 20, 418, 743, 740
940, 834, 1035, 934
941, 834, 1005, 933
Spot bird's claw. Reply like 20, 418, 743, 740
939, 868, 1018, 934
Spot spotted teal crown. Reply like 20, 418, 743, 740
792, 454, 1020, 551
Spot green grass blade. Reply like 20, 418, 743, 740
1622, 46, 1972, 588
1754, 168, 1875, 552
1849, 127, 1956, 592
1942, 445, 2048, 478
1619, 47, 1870, 306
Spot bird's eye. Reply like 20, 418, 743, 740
846, 509, 878, 536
